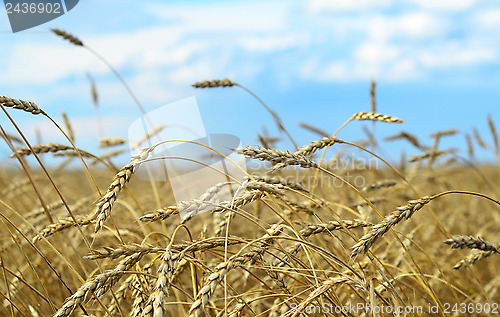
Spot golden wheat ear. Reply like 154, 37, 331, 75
51, 28, 83, 46
352, 111, 404, 123
0, 96, 46, 115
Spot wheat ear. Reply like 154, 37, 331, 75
362, 179, 397, 192
298, 122, 329, 137
32, 215, 94, 243
0, 96, 46, 115
192, 79, 235, 88
187, 224, 284, 317
487, 114, 499, 156
61, 111, 74, 142
444, 235, 499, 253
51, 28, 83, 46
296, 136, 343, 156
10, 143, 73, 157
453, 249, 497, 270
353, 112, 404, 123
235, 146, 317, 168
351, 196, 431, 257
285, 275, 367, 317
386, 131, 426, 149
99, 137, 127, 148
140, 247, 174, 317
54, 252, 146, 317
94, 147, 152, 233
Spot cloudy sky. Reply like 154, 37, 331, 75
1, 0, 500, 163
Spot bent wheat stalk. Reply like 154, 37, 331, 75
52, 28, 148, 117
284, 275, 367, 317
187, 224, 284, 317
53, 252, 146, 317
94, 147, 153, 233
193, 78, 298, 148
351, 190, 500, 258
351, 196, 432, 258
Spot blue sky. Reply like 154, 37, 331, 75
1, 0, 500, 165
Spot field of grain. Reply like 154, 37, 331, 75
1, 30, 500, 317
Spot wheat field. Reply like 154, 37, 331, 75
0, 29, 499, 317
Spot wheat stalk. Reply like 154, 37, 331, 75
409, 149, 450, 162
0, 130, 22, 144
99, 149, 127, 160
130, 274, 149, 317
385, 131, 425, 149
61, 111, 74, 142
227, 302, 246, 317
106, 274, 135, 315
300, 219, 372, 237
138, 181, 231, 222
54, 252, 146, 317
140, 188, 270, 223
487, 114, 499, 156
32, 215, 94, 243
473, 126, 488, 148
193, 78, 298, 148
142, 246, 175, 317
298, 122, 329, 137
235, 146, 317, 168
248, 175, 306, 192
453, 249, 497, 270
351, 196, 431, 257
284, 275, 367, 317
99, 137, 127, 148
362, 179, 397, 192
187, 224, 284, 317
10, 143, 73, 157
94, 147, 153, 233
86, 239, 244, 261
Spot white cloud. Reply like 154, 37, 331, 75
301, 58, 387, 82
408, 0, 476, 11
474, 9, 500, 30
0, 43, 100, 84
368, 13, 447, 41
418, 43, 496, 68
314, 61, 351, 81
306, 0, 392, 13
387, 58, 421, 80
18, 114, 131, 144
238, 33, 308, 53
354, 42, 401, 64
147, 1, 289, 33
